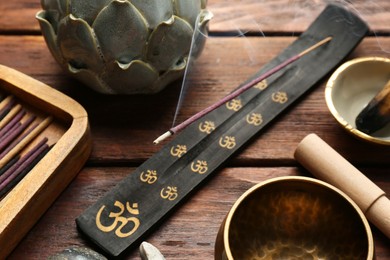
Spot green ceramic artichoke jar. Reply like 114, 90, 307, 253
36, 0, 212, 94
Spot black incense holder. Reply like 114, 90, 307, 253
77, 4, 369, 257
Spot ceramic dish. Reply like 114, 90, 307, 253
325, 57, 390, 145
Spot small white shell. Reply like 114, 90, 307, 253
139, 241, 166, 260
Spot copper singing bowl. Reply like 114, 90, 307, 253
215, 176, 374, 260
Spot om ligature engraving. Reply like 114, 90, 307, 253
254, 79, 268, 90
140, 170, 158, 184
199, 120, 216, 134
272, 91, 288, 104
161, 186, 178, 201
226, 98, 242, 111
96, 201, 140, 238
191, 160, 208, 174
219, 136, 236, 149
170, 144, 187, 158
246, 113, 263, 126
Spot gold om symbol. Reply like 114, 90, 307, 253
272, 91, 288, 104
199, 120, 216, 134
246, 113, 263, 126
226, 98, 242, 111
161, 186, 178, 201
170, 144, 187, 158
96, 201, 140, 238
219, 136, 236, 149
254, 79, 268, 90
140, 170, 158, 184
191, 160, 208, 174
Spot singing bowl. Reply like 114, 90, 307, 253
325, 56, 390, 145
215, 176, 374, 260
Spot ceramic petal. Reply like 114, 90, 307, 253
173, 0, 202, 27
36, 10, 64, 64
146, 16, 193, 72
102, 60, 159, 94
70, 0, 112, 25
57, 14, 104, 71
67, 65, 115, 94
41, 0, 69, 18
92, 0, 149, 64
191, 10, 213, 58
129, 0, 173, 29
152, 57, 188, 94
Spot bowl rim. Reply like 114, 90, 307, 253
325, 56, 390, 145
222, 176, 374, 260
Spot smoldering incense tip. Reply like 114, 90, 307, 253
153, 131, 172, 145
153, 37, 332, 144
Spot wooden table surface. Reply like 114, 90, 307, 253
1, 0, 390, 259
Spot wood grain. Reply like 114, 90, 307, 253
1, 0, 389, 34
1, 1, 390, 259
0, 36, 389, 166
0, 65, 92, 258
8, 167, 390, 259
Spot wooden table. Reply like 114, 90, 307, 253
1, 1, 389, 259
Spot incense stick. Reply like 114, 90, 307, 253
0, 103, 22, 130
0, 138, 48, 185
0, 116, 52, 168
0, 96, 14, 112
0, 121, 39, 159
0, 155, 20, 177
153, 37, 332, 144
0, 109, 26, 138
0, 146, 49, 199
0, 138, 49, 198
0, 114, 36, 152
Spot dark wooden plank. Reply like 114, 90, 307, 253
7, 166, 390, 259
0, 36, 390, 166
1, 0, 390, 34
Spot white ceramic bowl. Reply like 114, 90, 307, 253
325, 57, 390, 145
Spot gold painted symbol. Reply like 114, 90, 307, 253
254, 79, 268, 90
161, 186, 178, 201
170, 144, 187, 158
226, 98, 242, 111
140, 170, 158, 184
199, 120, 216, 134
191, 160, 208, 174
246, 113, 263, 126
96, 201, 140, 238
219, 136, 236, 149
272, 91, 288, 104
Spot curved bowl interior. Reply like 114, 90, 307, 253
225, 178, 373, 259
326, 57, 390, 145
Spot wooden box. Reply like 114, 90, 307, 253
0, 65, 91, 258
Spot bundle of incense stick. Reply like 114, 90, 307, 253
0, 95, 53, 199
